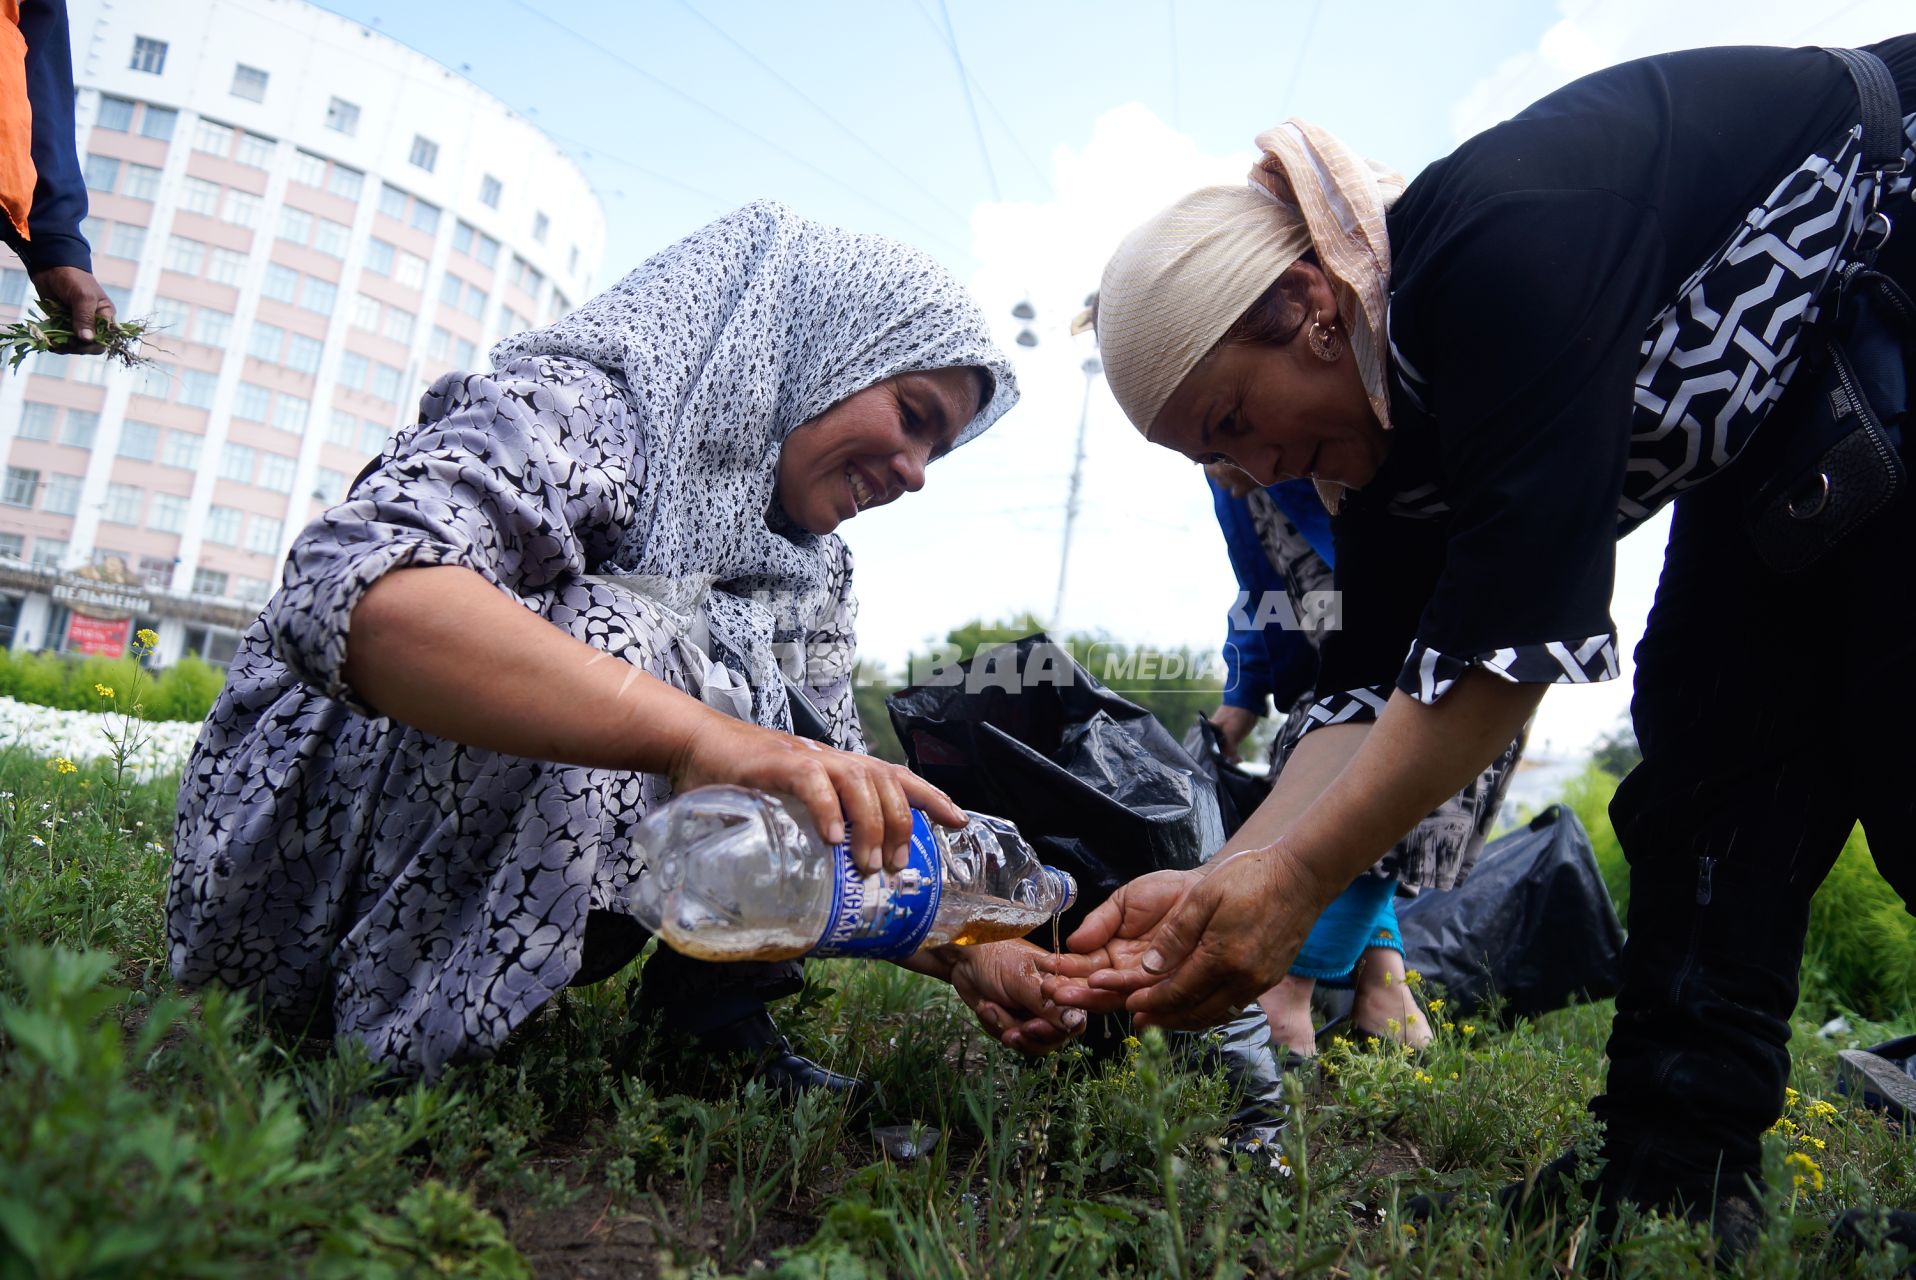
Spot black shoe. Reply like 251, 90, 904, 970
694, 1008, 875, 1111
1829, 1208, 1916, 1275
1172, 1004, 1290, 1169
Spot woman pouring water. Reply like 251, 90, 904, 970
1043, 36, 1916, 1247
168, 202, 1081, 1081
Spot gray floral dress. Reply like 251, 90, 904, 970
167, 356, 864, 1077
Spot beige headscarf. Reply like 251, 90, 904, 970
1095, 120, 1405, 507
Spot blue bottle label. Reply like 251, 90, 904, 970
812, 810, 944, 959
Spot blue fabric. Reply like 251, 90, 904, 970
4, 0, 91, 273
1209, 476, 1325, 713
1289, 873, 1402, 983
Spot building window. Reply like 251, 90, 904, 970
2, 466, 40, 508
219, 442, 255, 483
193, 308, 233, 346
338, 351, 369, 391
17, 402, 56, 440
409, 135, 438, 173
313, 218, 349, 257
351, 293, 380, 331
130, 36, 167, 75
95, 96, 135, 131
476, 232, 500, 269
360, 420, 388, 454
453, 221, 474, 255
381, 307, 413, 344
203, 508, 242, 546
272, 394, 309, 432
139, 105, 178, 142
245, 516, 283, 555
117, 420, 160, 462
122, 163, 161, 201
42, 474, 81, 515
395, 252, 426, 290
131, 361, 170, 400
325, 97, 359, 136
232, 383, 271, 421
193, 119, 233, 155
231, 64, 269, 102
82, 154, 120, 193
568, 245, 580, 275
532, 211, 549, 244
313, 467, 347, 503
286, 335, 323, 374
0, 532, 22, 560
328, 163, 364, 202
261, 264, 299, 304
60, 410, 99, 449
223, 190, 262, 229
102, 484, 143, 526
277, 205, 312, 246
176, 370, 219, 410
162, 431, 202, 470
410, 199, 439, 235
148, 493, 188, 534
191, 567, 229, 596
235, 132, 274, 168
291, 150, 327, 188
479, 174, 501, 208
1, 267, 26, 306
257, 453, 297, 493
427, 325, 451, 360
179, 177, 220, 216
207, 247, 249, 286
378, 183, 408, 220
453, 337, 476, 368
328, 409, 360, 448
362, 239, 394, 277
107, 223, 147, 260
370, 362, 404, 403
462, 286, 485, 321
300, 277, 337, 316
247, 321, 284, 362
438, 274, 462, 308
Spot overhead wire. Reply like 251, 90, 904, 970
912, 0, 1051, 192
932, 0, 1004, 203
501, 0, 973, 258
1278, 0, 1326, 110
669, 0, 976, 236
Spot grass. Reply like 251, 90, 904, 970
2, 749, 1913, 1277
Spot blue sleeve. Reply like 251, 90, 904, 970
7, 0, 91, 273
1210, 477, 1322, 714
1266, 479, 1335, 566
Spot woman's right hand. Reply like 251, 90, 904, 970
669, 711, 967, 877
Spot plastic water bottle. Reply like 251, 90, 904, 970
625, 785, 1077, 962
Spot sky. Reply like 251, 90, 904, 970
313, 0, 1907, 760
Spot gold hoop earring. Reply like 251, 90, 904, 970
1307, 311, 1342, 362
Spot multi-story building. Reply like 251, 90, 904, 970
0, 0, 604, 665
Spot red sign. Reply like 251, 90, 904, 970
66, 613, 131, 657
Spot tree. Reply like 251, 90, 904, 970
1590, 715, 1642, 778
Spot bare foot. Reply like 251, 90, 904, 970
1351, 949, 1432, 1051
1256, 974, 1318, 1058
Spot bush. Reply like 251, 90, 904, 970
0, 648, 224, 723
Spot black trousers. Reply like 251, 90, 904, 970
573, 909, 804, 1036
1592, 348, 1916, 1199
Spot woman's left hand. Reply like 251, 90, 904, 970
939, 941, 1085, 1054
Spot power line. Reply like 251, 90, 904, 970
1279, 0, 1326, 111
933, 0, 1003, 203
670, 0, 976, 236
1168, 0, 1182, 129
501, 0, 973, 258
913, 0, 1051, 192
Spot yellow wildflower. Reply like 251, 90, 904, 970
1448, 1072, 1460, 1081
1404, 970, 1422, 987
1460, 1023, 1478, 1036
1401, 1222, 1417, 1238
1784, 1151, 1824, 1193
1785, 1086, 1800, 1108
46, 757, 77, 775
1441, 1022, 1455, 1033
1428, 998, 1445, 1013
94, 683, 115, 698
1121, 1035, 1141, 1051
1804, 1136, 1826, 1151
1383, 971, 1395, 986
135, 628, 159, 650
1807, 1100, 1838, 1121
1414, 1070, 1435, 1085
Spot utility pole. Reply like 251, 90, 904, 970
1051, 355, 1101, 633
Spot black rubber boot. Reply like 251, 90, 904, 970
693, 1007, 876, 1111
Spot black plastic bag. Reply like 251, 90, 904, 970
1181, 715, 1274, 837
1389, 805, 1623, 1024
887, 635, 1225, 935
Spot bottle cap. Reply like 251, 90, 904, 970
1048, 867, 1078, 914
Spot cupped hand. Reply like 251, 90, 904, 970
30, 267, 115, 353
1041, 850, 1334, 1031
945, 940, 1084, 1055
670, 710, 966, 877
1035, 869, 1203, 1012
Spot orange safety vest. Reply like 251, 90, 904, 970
1, 0, 34, 243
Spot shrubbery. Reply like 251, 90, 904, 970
0, 648, 224, 723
